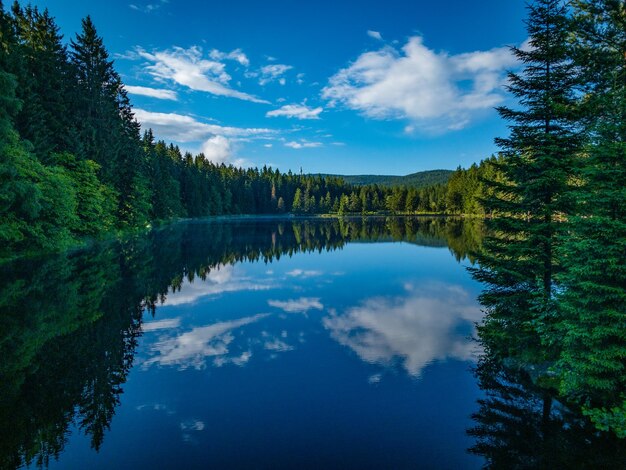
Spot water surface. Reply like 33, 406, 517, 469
1, 217, 486, 469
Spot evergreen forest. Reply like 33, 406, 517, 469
0, 1, 496, 262
0, 0, 625, 462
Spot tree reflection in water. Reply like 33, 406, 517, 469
0, 216, 480, 469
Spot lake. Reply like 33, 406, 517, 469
4, 216, 621, 469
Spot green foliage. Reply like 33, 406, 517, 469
10, 3, 74, 159
472, 0, 582, 367
553, 0, 626, 437
0, 70, 76, 257
584, 404, 626, 439
445, 160, 502, 215
52, 152, 117, 236
292, 187, 303, 213
319, 169, 454, 188
471, 0, 626, 442
0, 2, 498, 262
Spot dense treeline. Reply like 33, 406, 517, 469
0, 2, 357, 257
470, 0, 626, 447
319, 169, 453, 188
0, 1, 480, 262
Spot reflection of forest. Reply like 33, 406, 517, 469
0, 217, 481, 469
469, 218, 626, 465
469, 357, 626, 468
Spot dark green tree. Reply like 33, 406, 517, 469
70, 16, 150, 228
292, 188, 303, 213
473, 0, 583, 363
10, 3, 74, 159
555, 0, 626, 437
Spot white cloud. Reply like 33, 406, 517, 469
266, 104, 323, 120
209, 48, 250, 67
322, 36, 519, 132
136, 46, 267, 103
284, 140, 323, 149
264, 338, 294, 352
213, 351, 252, 367
286, 269, 323, 278
125, 85, 178, 100
367, 30, 383, 40
133, 109, 274, 166
268, 297, 324, 313
259, 64, 293, 86
133, 108, 274, 142
129, 1, 167, 13
368, 373, 382, 384
323, 284, 483, 377
199, 136, 250, 166
201, 135, 233, 164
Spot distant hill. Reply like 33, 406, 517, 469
317, 169, 454, 188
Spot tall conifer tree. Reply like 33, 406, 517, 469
472, 0, 582, 361
10, 3, 73, 159
556, 0, 626, 437
70, 16, 150, 227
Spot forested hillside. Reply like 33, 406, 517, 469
318, 169, 453, 188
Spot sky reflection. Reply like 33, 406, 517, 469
323, 283, 482, 377
142, 313, 269, 370
161, 264, 273, 306
6, 218, 488, 469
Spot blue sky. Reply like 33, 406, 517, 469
28, 0, 528, 174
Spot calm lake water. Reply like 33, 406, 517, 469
1, 217, 486, 469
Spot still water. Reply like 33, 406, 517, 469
1, 217, 487, 469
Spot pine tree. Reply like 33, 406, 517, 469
0, 5, 81, 256
116, 87, 151, 227
556, 0, 626, 437
472, 0, 583, 361
338, 194, 349, 215
292, 188, 303, 213
303, 188, 311, 213
70, 16, 119, 171
446, 167, 465, 213
10, 4, 73, 159
323, 191, 332, 213
70, 16, 149, 227
405, 188, 418, 213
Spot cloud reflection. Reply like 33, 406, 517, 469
323, 284, 482, 377
142, 318, 181, 332
143, 314, 268, 370
268, 297, 324, 313
286, 269, 323, 278
162, 264, 272, 306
